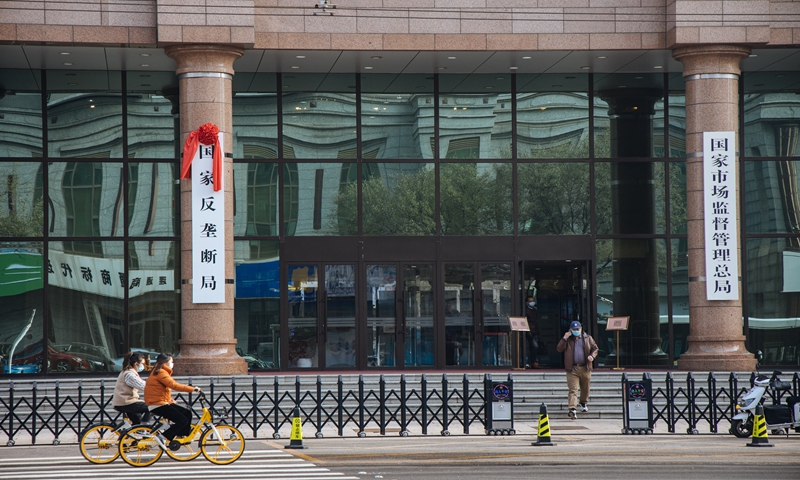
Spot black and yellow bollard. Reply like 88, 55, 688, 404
285, 406, 307, 449
532, 403, 556, 446
746, 404, 773, 447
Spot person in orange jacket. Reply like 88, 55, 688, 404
144, 353, 201, 450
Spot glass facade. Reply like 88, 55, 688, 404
3, 68, 800, 373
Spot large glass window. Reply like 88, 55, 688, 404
0, 162, 44, 237
516, 74, 589, 159
667, 92, 686, 158
518, 162, 590, 235
744, 160, 800, 234
0, 69, 42, 158
746, 238, 800, 366
233, 74, 278, 159
670, 161, 687, 234
0, 242, 44, 374
47, 71, 123, 158
743, 72, 800, 158
283, 162, 356, 236
594, 161, 666, 235
233, 162, 279, 236
47, 240, 125, 373
234, 240, 279, 370
671, 238, 689, 363
439, 75, 511, 159
362, 74, 434, 159
362, 163, 435, 236
128, 162, 178, 237
127, 72, 178, 159
282, 74, 356, 159
440, 162, 511, 235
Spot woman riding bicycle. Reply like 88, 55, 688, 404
112, 352, 152, 425
144, 353, 201, 449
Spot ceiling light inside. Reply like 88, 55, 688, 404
580, 66, 591, 70
371, 56, 382, 59
140, 53, 151, 57
654, 65, 663, 69
296, 55, 306, 59
447, 56, 457, 60
364, 66, 373, 70
509, 66, 518, 70
597, 56, 607, 59
140, 64, 150, 67
60, 52, 70, 55
522, 56, 531, 60
63, 62, 73, 66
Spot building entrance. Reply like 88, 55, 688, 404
519, 262, 589, 368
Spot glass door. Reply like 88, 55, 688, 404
324, 264, 356, 368
402, 264, 434, 367
443, 264, 475, 366
366, 264, 397, 367
287, 264, 319, 368
480, 264, 512, 367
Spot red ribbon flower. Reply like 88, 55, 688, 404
179, 123, 222, 192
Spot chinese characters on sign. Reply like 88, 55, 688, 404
703, 131, 739, 300
191, 140, 225, 303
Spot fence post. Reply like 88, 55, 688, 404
686, 373, 698, 434
463, 374, 470, 435
441, 374, 449, 435
379, 374, 386, 436
316, 375, 323, 438
31, 382, 37, 445
666, 372, 675, 433
729, 372, 738, 427
358, 374, 365, 437
337, 375, 344, 437
77, 380, 83, 433
99, 379, 106, 424
400, 374, 408, 436
794, 372, 800, 396
621, 372, 628, 429
273, 376, 280, 439
252, 376, 259, 439
708, 372, 717, 433
421, 374, 428, 435
230, 377, 236, 426
7, 382, 13, 446
53, 380, 60, 444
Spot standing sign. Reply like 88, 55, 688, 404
191, 138, 225, 303
703, 131, 739, 300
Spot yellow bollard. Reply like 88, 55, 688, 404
532, 403, 556, 446
285, 406, 307, 449
746, 403, 773, 447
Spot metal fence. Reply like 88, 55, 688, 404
623, 371, 800, 434
0, 373, 499, 445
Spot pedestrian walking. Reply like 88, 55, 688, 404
525, 296, 541, 368
556, 321, 599, 419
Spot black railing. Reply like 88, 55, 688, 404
623, 371, 800, 434
0, 373, 500, 445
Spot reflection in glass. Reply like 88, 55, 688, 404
671, 238, 689, 362
362, 163, 435, 236
743, 78, 800, 157
282, 92, 356, 159
481, 264, 512, 367
47, 88, 123, 158
439, 94, 511, 159
440, 163, 512, 235
404, 264, 434, 367
127, 94, 177, 158
594, 162, 665, 235
518, 162, 590, 235
516, 92, 590, 159
284, 162, 355, 236
288, 264, 318, 367
234, 240, 280, 370
444, 264, 474, 366
668, 95, 686, 158
366, 264, 396, 367
746, 238, 800, 366
0, 92, 42, 158
234, 162, 279, 236
47, 241, 125, 373
0, 162, 44, 236
233, 92, 278, 159
594, 78, 664, 159
128, 241, 178, 357
0, 242, 44, 374
325, 264, 356, 368
362, 93, 433, 159
745, 160, 800, 234
670, 162, 687, 234
128, 163, 178, 236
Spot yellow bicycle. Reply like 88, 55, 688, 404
80, 414, 194, 464
118, 394, 245, 467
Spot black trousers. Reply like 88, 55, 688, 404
151, 404, 193, 440
113, 402, 151, 425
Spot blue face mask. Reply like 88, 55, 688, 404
571, 330, 581, 336
137, 364, 144, 373
527, 302, 535, 308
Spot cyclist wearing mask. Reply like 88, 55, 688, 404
112, 352, 152, 425
144, 353, 201, 449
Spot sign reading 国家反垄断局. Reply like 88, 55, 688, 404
703, 131, 738, 301
191, 139, 225, 303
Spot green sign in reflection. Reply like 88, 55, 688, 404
0, 251, 43, 297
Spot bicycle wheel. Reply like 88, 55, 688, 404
200, 424, 245, 465
118, 425, 163, 467
79, 423, 121, 464
164, 424, 202, 461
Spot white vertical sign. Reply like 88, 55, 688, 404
191, 139, 225, 303
703, 131, 738, 300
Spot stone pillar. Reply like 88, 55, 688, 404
166, 44, 247, 376
672, 44, 756, 372
599, 88, 668, 366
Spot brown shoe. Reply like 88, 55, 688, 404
532, 363, 541, 368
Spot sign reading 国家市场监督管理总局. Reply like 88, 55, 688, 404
191, 139, 225, 304
703, 131, 738, 301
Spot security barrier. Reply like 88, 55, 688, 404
0, 373, 505, 445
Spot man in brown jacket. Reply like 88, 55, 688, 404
556, 321, 599, 419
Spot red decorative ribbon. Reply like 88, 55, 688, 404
179, 123, 222, 192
